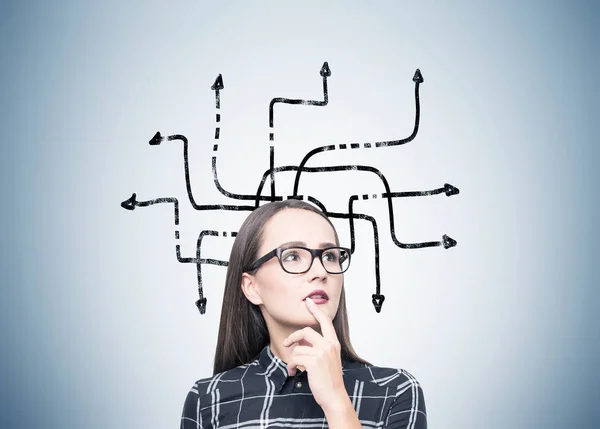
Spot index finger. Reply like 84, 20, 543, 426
305, 297, 337, 341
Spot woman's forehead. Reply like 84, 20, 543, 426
261, 209, 336, 248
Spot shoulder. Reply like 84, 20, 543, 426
184, 360, 259, 399
180, 361, 260, 427
344, 360, 424, 392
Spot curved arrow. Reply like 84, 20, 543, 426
327, 209, 384, 313
252, 163, 457, 249
306, 196, 385, 313
149, 131, 257, 211
173, 230, 234, 315
292, 68, 423, 196
269, 61, 331, 141
207, 72, 283, 203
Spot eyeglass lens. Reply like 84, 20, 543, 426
280, 247, 349, 274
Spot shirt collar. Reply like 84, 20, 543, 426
256, 343, 353, 393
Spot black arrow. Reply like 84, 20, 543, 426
269, 61, 330, 140
149, 131, 258, 211
292, 68, 424, 196
413, 68, 424, 83
382, 183, 460, 198
120, 193, 179, 225
253, 163, 457, 250
375, 68, 423, 147
211, 74, 224, 109
372, 294, 385, 313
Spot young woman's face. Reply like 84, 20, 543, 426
244, 208, 344, 331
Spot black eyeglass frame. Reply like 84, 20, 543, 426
244, 246, 352, 274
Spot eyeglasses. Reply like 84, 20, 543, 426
245, 246, 351, 274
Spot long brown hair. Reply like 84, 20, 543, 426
213, 199, 371, 375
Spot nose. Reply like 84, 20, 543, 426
308, 254, 328, 279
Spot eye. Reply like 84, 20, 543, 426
282, 249, 302, 262
322, 249, 340, 262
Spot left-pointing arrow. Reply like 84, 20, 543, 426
149, 131, 163, 145
121, 193, 137, 210
120, 193, 180, 225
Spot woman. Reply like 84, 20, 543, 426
180, 199, 427, 428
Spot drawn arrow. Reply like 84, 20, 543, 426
252, 163, 457, 250
206, 75, 280, 204
375, 67, 422, 148
382, 183, 460, 198
292, 68, 424, 196
413, 68, 424, 83
172, 230, 233, 314
149, 131, 257, 211
269, 61, 331, 140
120, 193, 179, 225
349, 193, 456, 250
321, 205, 385, 314
211, 74, 224, 109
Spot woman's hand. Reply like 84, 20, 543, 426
282, 297, 350, 411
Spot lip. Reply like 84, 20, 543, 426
304, 289, 329, 301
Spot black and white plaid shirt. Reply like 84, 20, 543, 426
180, 343, 427, 428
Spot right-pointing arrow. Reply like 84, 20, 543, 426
442, 234, 457, 249
444, 183, 460, 196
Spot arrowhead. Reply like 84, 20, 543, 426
444, 183, 460, 196
442, 234, 457, 249
211, 74, 224, 91
320, 61, 331, 77
149, 131, 163, 145
121, 193, 137, 210
195, 297, 207, 315
372, 294, 385, 313
412, 68, 424, 83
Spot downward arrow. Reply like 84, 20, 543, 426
372, 293, 385, 313
196, 297, 207, 315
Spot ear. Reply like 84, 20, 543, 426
241, 272, 263, 306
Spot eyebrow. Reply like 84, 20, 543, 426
279, 241, 338, 249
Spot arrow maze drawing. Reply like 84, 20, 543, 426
120, 62, 459, 316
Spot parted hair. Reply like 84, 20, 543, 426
213, 199, 371, 375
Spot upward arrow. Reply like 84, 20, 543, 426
211, 74, 224, 108
413, 68, 424, 83
269, 61, 331, 130
211, 74, 224, 91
